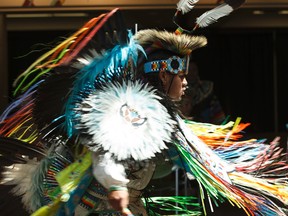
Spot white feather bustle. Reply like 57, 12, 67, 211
74, 81, 176, 161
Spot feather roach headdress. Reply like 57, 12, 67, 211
134, 29, 207, 56
134, 29, 207, 81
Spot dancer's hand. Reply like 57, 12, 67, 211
108, 190, 131, 215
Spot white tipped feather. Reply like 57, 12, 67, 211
1, 158, 38, 185
176, 0, 199, 14
72, 49, 103, 69
195, 3, 233, 28
75, 81, 176, 161
1, 157, 40, 212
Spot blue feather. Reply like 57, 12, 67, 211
63, 30, 144, 137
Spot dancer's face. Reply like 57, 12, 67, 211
160, 71, 188, 101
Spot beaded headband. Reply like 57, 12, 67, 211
143, 55, 188, 75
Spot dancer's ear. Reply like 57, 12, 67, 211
159, 70, 168, 86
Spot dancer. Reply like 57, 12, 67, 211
0, 8, 206, 216
1, 2, 287, 216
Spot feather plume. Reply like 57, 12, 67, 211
1, 157, 52, 212
0, 136, 46, 211
195, 3, 233, 29
194, 0, 246, 30
12, 8, 122, 96
2, 159, 39, 210
176, 0, 199, 15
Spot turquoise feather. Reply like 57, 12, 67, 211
63, 30, 144, 137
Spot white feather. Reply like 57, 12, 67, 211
1, 157, 40, 212
75, 81, 176, 161
176, 0, 199, 14
196, 3, 233, 28
73, 49, 103, 69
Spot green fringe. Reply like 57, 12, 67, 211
143, 196, 202, 216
